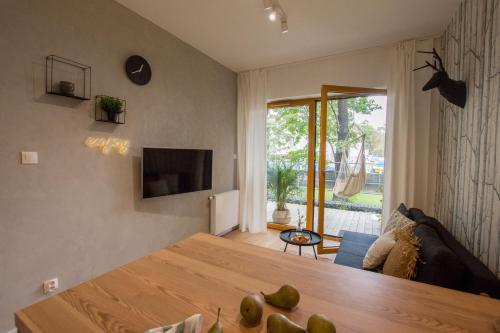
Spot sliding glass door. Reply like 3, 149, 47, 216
316, 85, 387, 254
266, 87, 387, 255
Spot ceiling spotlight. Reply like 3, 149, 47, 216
268, 10, 277, 21
281, 19, 288, 33
263, 0, 288, 33
263, 0, 273, 10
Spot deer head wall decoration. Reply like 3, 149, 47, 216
413, 48, 466, 108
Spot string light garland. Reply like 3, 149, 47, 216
84, 137, 130, 155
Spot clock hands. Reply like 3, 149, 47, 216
126, 55, 151, 85
131, 64, 144, 74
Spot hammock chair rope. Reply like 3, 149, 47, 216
332, 135, 366, 198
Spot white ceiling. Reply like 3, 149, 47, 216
115, 0, 460, 72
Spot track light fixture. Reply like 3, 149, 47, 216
281, 18, 288, 33
263, 0, 288, 33
269, 10, 277, 21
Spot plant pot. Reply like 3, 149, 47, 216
105, 110, 122, 122
272, 208, 291, 224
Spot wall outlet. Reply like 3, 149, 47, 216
21, 152, 38, 164
43, 278, 58, 294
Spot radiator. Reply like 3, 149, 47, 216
209, 190, 239, 236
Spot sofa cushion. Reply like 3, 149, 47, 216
409, 208, 500, 298
334, 231, 378, 269
383, 209, 416, 234
363, 230, 396, 269
334, 251, 366, 269
383, 228, 420, 279
414, 224, 465, 289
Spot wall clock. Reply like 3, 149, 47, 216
125, 55, 151, 85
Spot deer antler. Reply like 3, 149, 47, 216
417, 48, 446, 72
413, 60, 439, 72
431, 48, 445, 71
426, 60, 439, 71
415, 48, 445, 72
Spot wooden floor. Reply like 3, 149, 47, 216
16, 233, 500, 333
225, 228, 337, 261
322, 208, 381, 236
267, 202, 381, 236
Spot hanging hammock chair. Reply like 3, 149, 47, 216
333, 137, 366, 198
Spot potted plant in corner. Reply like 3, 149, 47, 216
100, 96, 123, 123
267, 161, 299, 224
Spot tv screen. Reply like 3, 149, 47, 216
142, 147, 213, 198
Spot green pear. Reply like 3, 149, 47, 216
261, 284, 300, 310
267, 313, 306, 333
208, 308, 222, 333
493, 318, 500, 333
307, 314, 336, 333
240, 294, 263, 324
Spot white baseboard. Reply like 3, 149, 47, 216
217, 225, 239, 236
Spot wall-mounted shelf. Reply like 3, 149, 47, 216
46, 92, 90, 100
45, 55, 91, 100
95, 95, 126, 124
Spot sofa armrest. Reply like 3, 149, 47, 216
334, 231, 378, 270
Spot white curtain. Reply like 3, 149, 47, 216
382, 40, 417, 224
237, 70, 268, 233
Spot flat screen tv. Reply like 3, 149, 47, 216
142, 147, 213, 198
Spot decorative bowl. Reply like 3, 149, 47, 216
59, 81, 75, 96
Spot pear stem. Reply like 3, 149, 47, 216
217, 307, 221, 321
260, 291, 265, 297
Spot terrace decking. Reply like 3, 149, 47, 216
267, 202, 382, 236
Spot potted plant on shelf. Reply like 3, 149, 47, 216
100, 96, 123, 123
267, 161, 299, 224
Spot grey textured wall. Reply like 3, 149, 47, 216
0, 0, 236, 331
435, 0, 500, 277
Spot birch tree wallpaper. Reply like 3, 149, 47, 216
435, 0, 500, 277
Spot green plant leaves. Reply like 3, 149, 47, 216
267, 161, 299, 210
100, 96, 123, 113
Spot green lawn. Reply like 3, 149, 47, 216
346, 192, 383, 206
289, 187, 383, 207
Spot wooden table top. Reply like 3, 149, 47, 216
16, 233, 500, 332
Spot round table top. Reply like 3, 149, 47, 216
279, 229, 322, 246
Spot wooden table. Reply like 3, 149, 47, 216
16, 233, 500, 332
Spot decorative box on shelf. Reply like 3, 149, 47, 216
95, 95, 126, 124
45, 55, 91, 100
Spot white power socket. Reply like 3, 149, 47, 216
43, 278, 58, 294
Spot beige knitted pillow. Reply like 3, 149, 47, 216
363, 230, 396, 269
382, 229, 420, 279
383, 209, 416, 234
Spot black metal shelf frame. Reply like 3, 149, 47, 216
45, 55, 91, 100
94, 95, 126, 124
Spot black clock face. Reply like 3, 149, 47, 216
125, 55, 151, 85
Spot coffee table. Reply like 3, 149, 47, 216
279, 229, 322, 259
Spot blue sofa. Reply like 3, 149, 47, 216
334, 204, 500, 299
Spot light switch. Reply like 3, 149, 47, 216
21, 152, 38, 164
